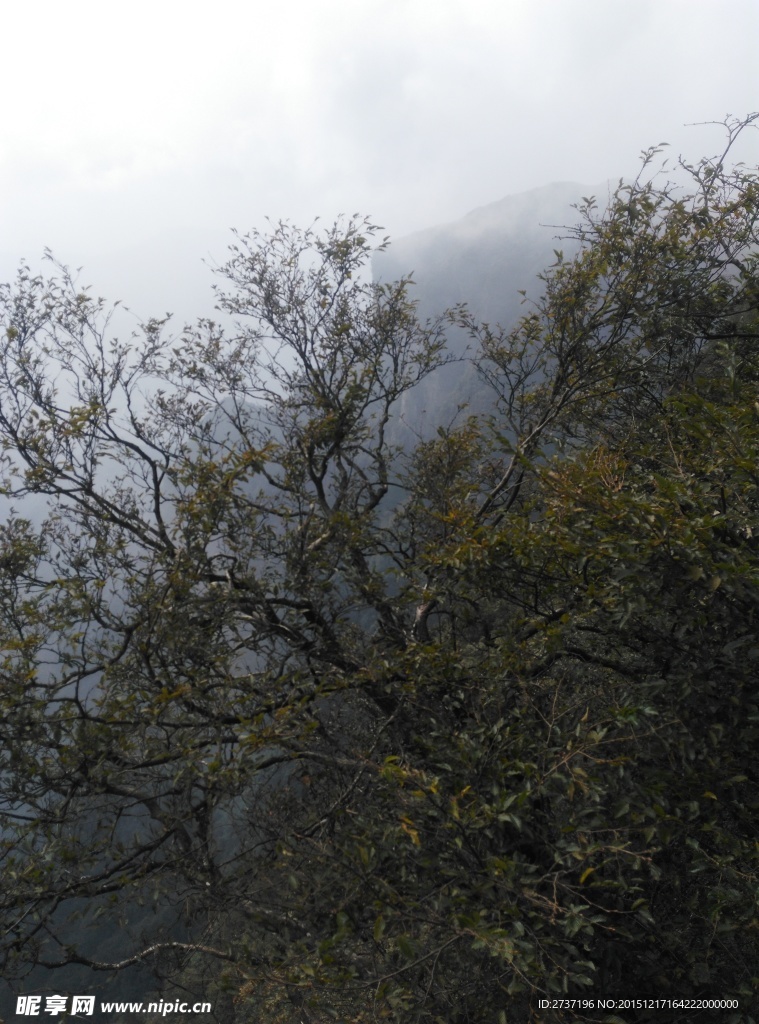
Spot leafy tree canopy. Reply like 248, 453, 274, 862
1, 115, 758, 1023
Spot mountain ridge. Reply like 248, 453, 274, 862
373, 181, 602, 440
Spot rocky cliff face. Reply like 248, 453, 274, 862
373, 182, 598, 441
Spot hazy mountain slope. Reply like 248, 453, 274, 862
373, 182, 600, 440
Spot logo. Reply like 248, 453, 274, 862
15, 995, 95, 1016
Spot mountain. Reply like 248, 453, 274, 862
373, 182, 601, 440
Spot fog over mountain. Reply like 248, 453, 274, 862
374, 181, 597, 440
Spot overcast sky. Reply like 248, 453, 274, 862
2, 0, 758, 323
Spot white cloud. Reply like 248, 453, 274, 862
2, 0, 757, 316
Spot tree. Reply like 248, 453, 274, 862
1, 117, 759, 1024
0, 219, 449, 1012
